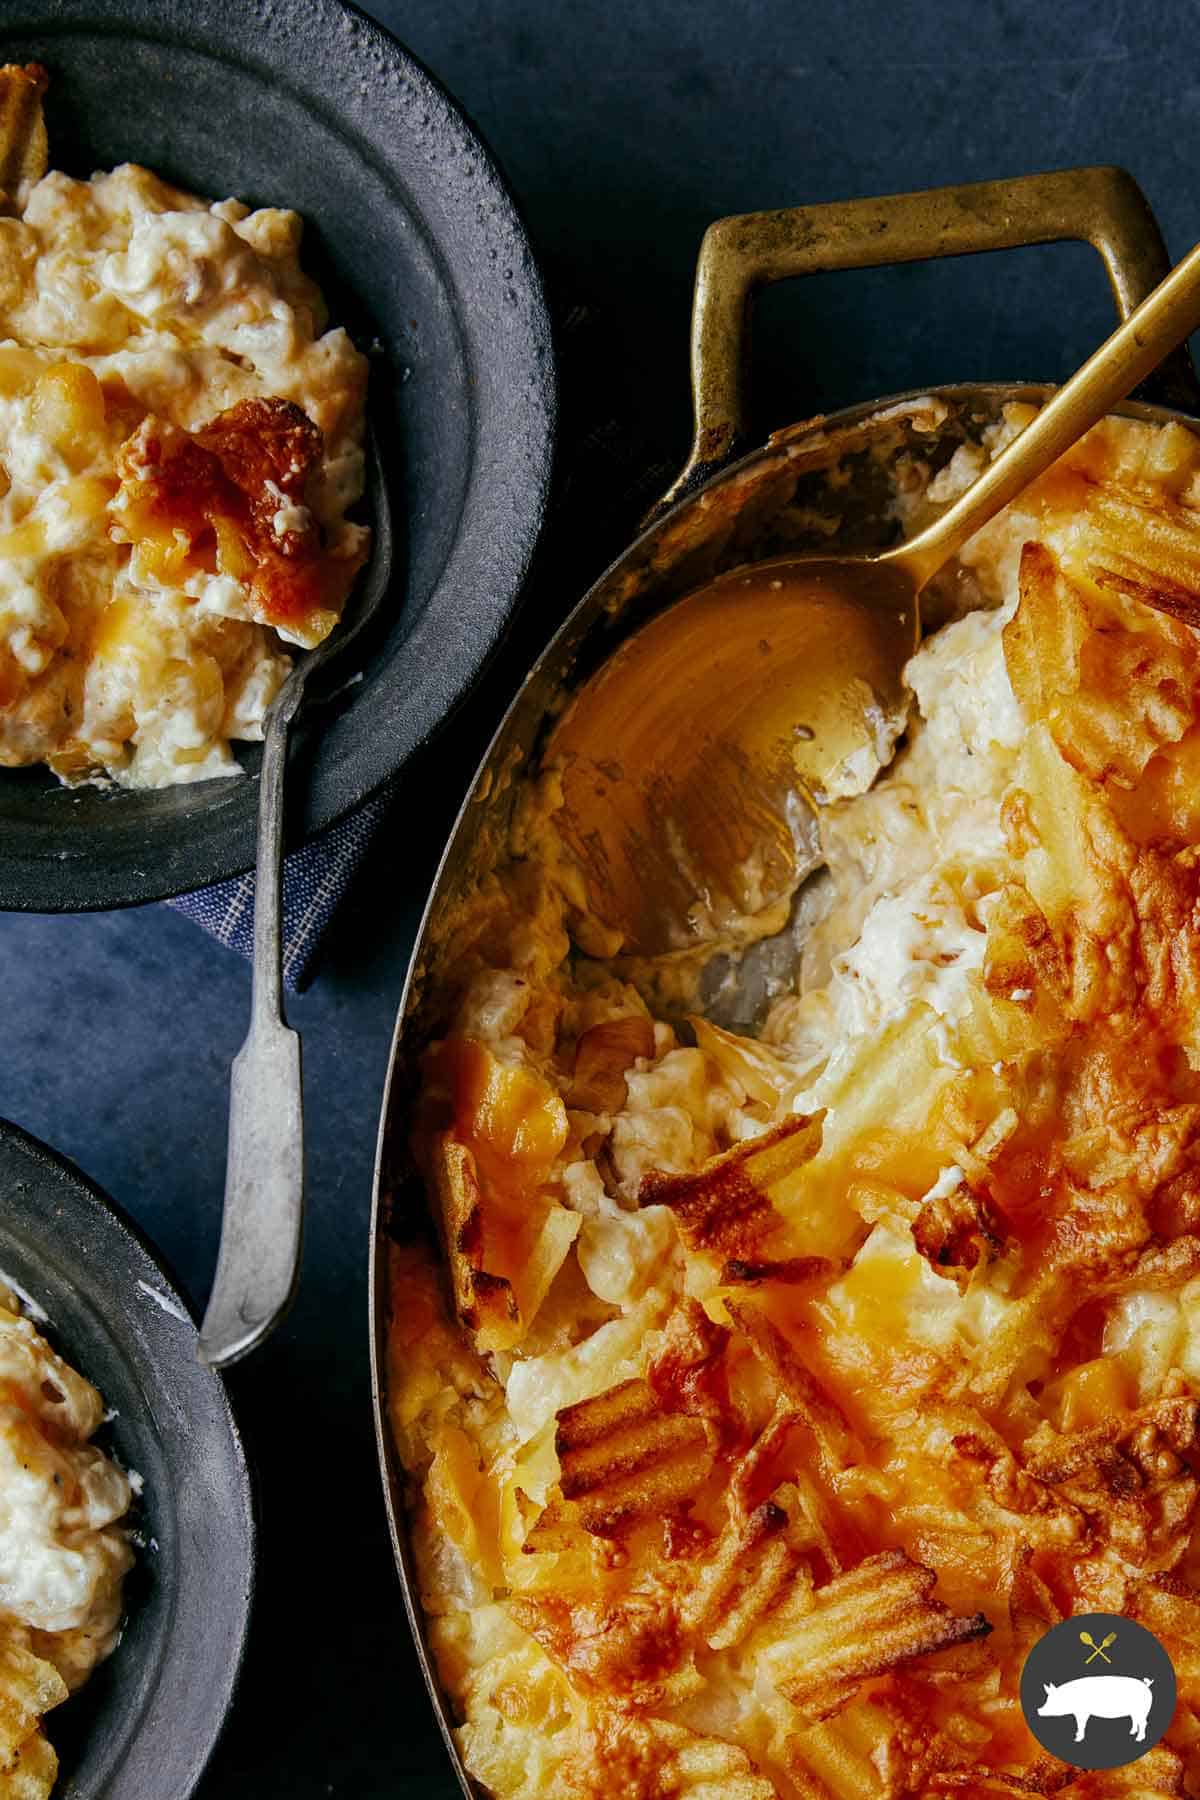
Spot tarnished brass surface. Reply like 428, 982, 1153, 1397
550, 555, 916, 949
662, 166, 1198, 514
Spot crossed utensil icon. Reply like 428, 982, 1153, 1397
1080, 1630, 1117, 1664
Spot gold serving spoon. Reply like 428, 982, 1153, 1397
549, 241, 1200, 958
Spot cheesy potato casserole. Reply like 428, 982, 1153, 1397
0, 65, 368, 788
0, 1281, 133, 1798
389, 404, 1200, 1799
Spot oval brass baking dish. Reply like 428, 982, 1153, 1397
368, 167, 1200, 1796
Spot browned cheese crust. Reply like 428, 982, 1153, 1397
387, 412, 1200, 1798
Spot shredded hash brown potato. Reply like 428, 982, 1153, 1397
0, 1281, 134, 1798
0, 65, 369, 788
388, 406, 1200, 1797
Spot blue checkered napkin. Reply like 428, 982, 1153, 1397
166, 786, 391, 991
165, 303, 672, 991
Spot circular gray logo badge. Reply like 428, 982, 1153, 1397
1020, 1615, 1175, 1769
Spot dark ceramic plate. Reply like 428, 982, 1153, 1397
0, 1118, 255, 1798
0, 0, 555, 911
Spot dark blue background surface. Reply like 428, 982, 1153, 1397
3, 2, 1198, 1793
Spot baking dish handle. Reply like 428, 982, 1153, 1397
658, 166, 1200, 514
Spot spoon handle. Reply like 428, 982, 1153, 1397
198, 674, 306, 1370
902, 238, 1200, 585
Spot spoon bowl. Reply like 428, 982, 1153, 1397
550, 235, 1200, 955
551, 555, 916, 952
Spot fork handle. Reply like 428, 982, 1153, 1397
198, 676, 307, 1369
198, 1017, 303, 1368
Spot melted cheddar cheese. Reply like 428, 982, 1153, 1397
0, 73, 368, 788
0, 1281, 133, 1794
390, 407, 1200, 1799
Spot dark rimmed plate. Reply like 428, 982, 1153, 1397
0, 0, 555, 911
0, 1117, 255, 1798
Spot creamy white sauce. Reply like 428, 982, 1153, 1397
765, 598, 1024, 1109
0, 160, 368, 786
0, 1289, 133, 1669
920, 1163, 965, 1205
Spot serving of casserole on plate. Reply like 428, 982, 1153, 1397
0, 1118, 255, 1800
382, 396, 1200, 1799
0, 61, 369, 791
0, 0, 554, 910
0, 1277, 134, 1798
